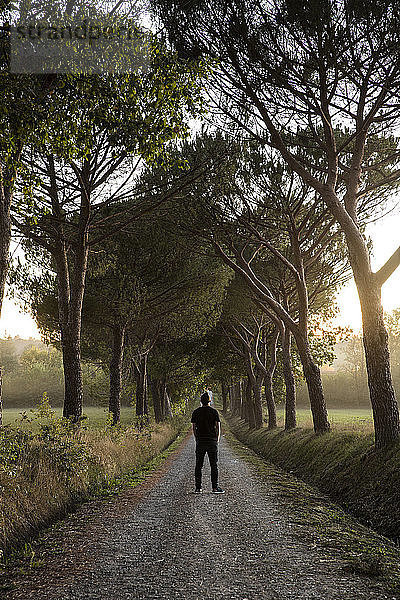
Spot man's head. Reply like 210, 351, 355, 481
200, 391, 211, 405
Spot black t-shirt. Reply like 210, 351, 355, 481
191, 405, 220, 441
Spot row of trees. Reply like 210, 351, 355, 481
150, 0, 400, 448
2, 0, 400, 449
7, 118, 398, 438
0, 0, 215, 423
8, 125, 343, 430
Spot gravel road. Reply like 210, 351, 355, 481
5, 433, 398, 600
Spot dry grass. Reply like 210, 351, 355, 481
81, 424, 176, 480
0, 456, 71, 554
2, 406, 135, 429
0, 421, 180, 555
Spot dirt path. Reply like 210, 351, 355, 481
4, 433, 399, 600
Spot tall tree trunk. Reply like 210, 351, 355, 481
162, 384, 173, 419
264, 330, 279, 429
245, 376, 256, 428
0, 194, 10, 315
264, 372, 277, 429
150, 377, 163, 423
250, 372, 263, 429
296, 334, 329, 433
246, 351, 263, 429
232, 381, 238, 414
333, 219, 400, 447
239, 379, 244, 415
228, 381, 233, 412
238, 380, 244, 416
282, 328, 296, 430
0, 183, 13, 427
53, 158, 91, 422
55, 237, 86, 422
288, 234, 330, 434
356, 276, 400, 448
154, 377, 172, 420
239, 380, 246, 419
221, 380, 228, 413
55, 241, 88, 422
253, 378, 263, 429
109, 324, 125, 425
135, 355, 149, 419
232, 380, 242, 416
61, 325, 83, 420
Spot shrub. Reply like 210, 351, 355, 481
0, 395, 185, 554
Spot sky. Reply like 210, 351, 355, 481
0, 210, 399, 340
334, 211, 400, 332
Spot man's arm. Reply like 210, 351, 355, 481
192, 423, 197, 438
215, 421, 221, 442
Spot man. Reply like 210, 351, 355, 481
191, 391, 224, 494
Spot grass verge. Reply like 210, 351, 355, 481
226, 415, 400, 544
0, 404, 189, 557
223, 422, 400, 597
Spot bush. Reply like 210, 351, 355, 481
0, 395, 186, 554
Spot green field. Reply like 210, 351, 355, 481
2, 406, 136, 428
275, 407, 374, 432
2, 405, 374, 432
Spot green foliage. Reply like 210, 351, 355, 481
35, 425, 91, 481
170, 396, 188, 417
0, 340, 19, 375
308, 322, 342, 367
0, 426, 32, 477
31, 391, 54, 421
0, 342, 64, 407
10, 28, 210, 236
20, 346, 62, 374
27, 393, 92, 480
81, 363, 109, 406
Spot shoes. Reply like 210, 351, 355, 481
195, 488, 202, 493
212, 487, 225, 494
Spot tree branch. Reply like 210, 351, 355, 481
375, 245, 400, 287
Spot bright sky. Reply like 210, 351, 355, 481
335, 211, 400, 332
0, 292, 41, 339
0, 211, 399, 340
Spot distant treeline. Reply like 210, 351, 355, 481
297, 327, 400, 408
0, 337, 108, 408
4, 327, 400, 410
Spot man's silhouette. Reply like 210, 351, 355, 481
191, 391, 224, 493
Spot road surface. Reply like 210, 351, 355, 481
5, 433, 398, 600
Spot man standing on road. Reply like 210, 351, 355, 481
191, 391, 224, 494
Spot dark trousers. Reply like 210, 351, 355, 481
195, 439, 218, 489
